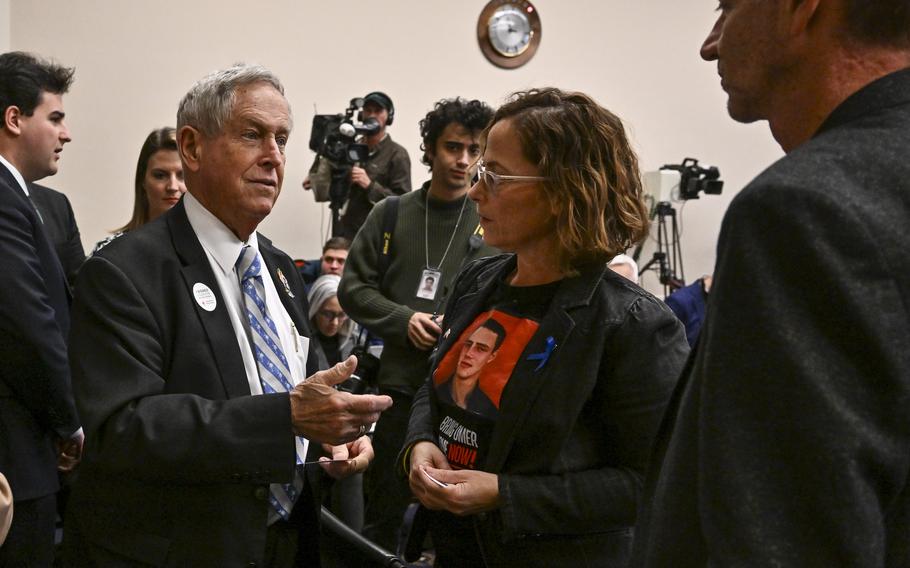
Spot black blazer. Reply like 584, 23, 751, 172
404, 254, 688, 567
67, 200, 323, 567
632, 68, 910, 566
0, 166, 80, 502
29, 182, 85, 285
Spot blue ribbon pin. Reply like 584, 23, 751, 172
527, 336, 556, 371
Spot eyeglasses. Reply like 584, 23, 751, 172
317, 310, 348, 323
475, 160, 548, 195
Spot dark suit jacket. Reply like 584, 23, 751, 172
632, 68, 910, 566
66, 200, 323, 567
0, 165, 80, 502
404, 254, 688, 567
29, 182, 85, 285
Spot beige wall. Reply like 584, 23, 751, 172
0, 0, 8, 52
9, 0, 783, 294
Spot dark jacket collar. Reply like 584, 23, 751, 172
816, 66, 910, 138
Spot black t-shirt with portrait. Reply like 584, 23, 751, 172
432, 276, 560, 472
427, 275, 560, 565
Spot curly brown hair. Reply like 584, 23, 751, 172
485, 88, 648, 274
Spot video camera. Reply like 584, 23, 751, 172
666, 158, 723, 200
635, 158, 723, 295
308, 97, 381, 166
643, 158, 723, 208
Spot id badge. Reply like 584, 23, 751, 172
416, 268, 442, 300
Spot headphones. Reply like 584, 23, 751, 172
359, 91, 395, 126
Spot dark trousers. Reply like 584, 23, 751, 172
0, 493, 56, 568
361, 388, 415, 553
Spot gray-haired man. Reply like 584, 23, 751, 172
65, 64, 392, 567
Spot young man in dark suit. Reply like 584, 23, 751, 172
0, 51, 83, 567
66, 63, 392, 567
633, 1, 910, 565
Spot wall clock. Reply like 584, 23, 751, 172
477, 0, 542, 69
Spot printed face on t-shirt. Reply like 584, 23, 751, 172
456, 326, 499, 382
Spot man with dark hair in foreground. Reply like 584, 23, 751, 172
0, 51, 82, 567
633, 1, 910, 565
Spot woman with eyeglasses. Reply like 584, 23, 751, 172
307, 274, 355, 368
305, 273, 368, 547
402, 88, 689, 567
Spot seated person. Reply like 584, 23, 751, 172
307, 274, 356, 368
307, 273, 368, 543
296, 236, 350, 294
93, 127, 185, 253
665, 275, 712, 347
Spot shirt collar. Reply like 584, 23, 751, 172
0, 153, 29, 196
183, 191, 259, 277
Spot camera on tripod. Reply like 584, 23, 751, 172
635, 158, 724, 295
643, 157, 723, 211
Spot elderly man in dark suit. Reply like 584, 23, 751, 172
66, 64, 392, 567
632, 1, 910, 566
0, 51, 83, 567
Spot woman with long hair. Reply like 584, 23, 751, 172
93, 127, 185, 252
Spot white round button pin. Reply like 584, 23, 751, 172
193, 283, 217, 312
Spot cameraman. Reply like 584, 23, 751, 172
305, 92, 411, 239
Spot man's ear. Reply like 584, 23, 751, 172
3, 106, 23, 135
178, 125, 203, 173
783, 0, 822, 37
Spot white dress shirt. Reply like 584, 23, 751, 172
184, 192, 310, 522
0, 153, 29, 196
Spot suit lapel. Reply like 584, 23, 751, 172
168, 202, 251, 399
258, 238, 309, 335
0, 168, 72, 303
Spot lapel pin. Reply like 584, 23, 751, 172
527, 336, 556, 371
192, 282, 217, 312
276, 268, 295, 298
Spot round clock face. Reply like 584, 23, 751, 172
477, 0, 542, 69
488, 6, 532, 57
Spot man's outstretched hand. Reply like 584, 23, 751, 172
290, 356, 392, 445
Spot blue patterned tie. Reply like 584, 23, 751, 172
236, 245, 304, 521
